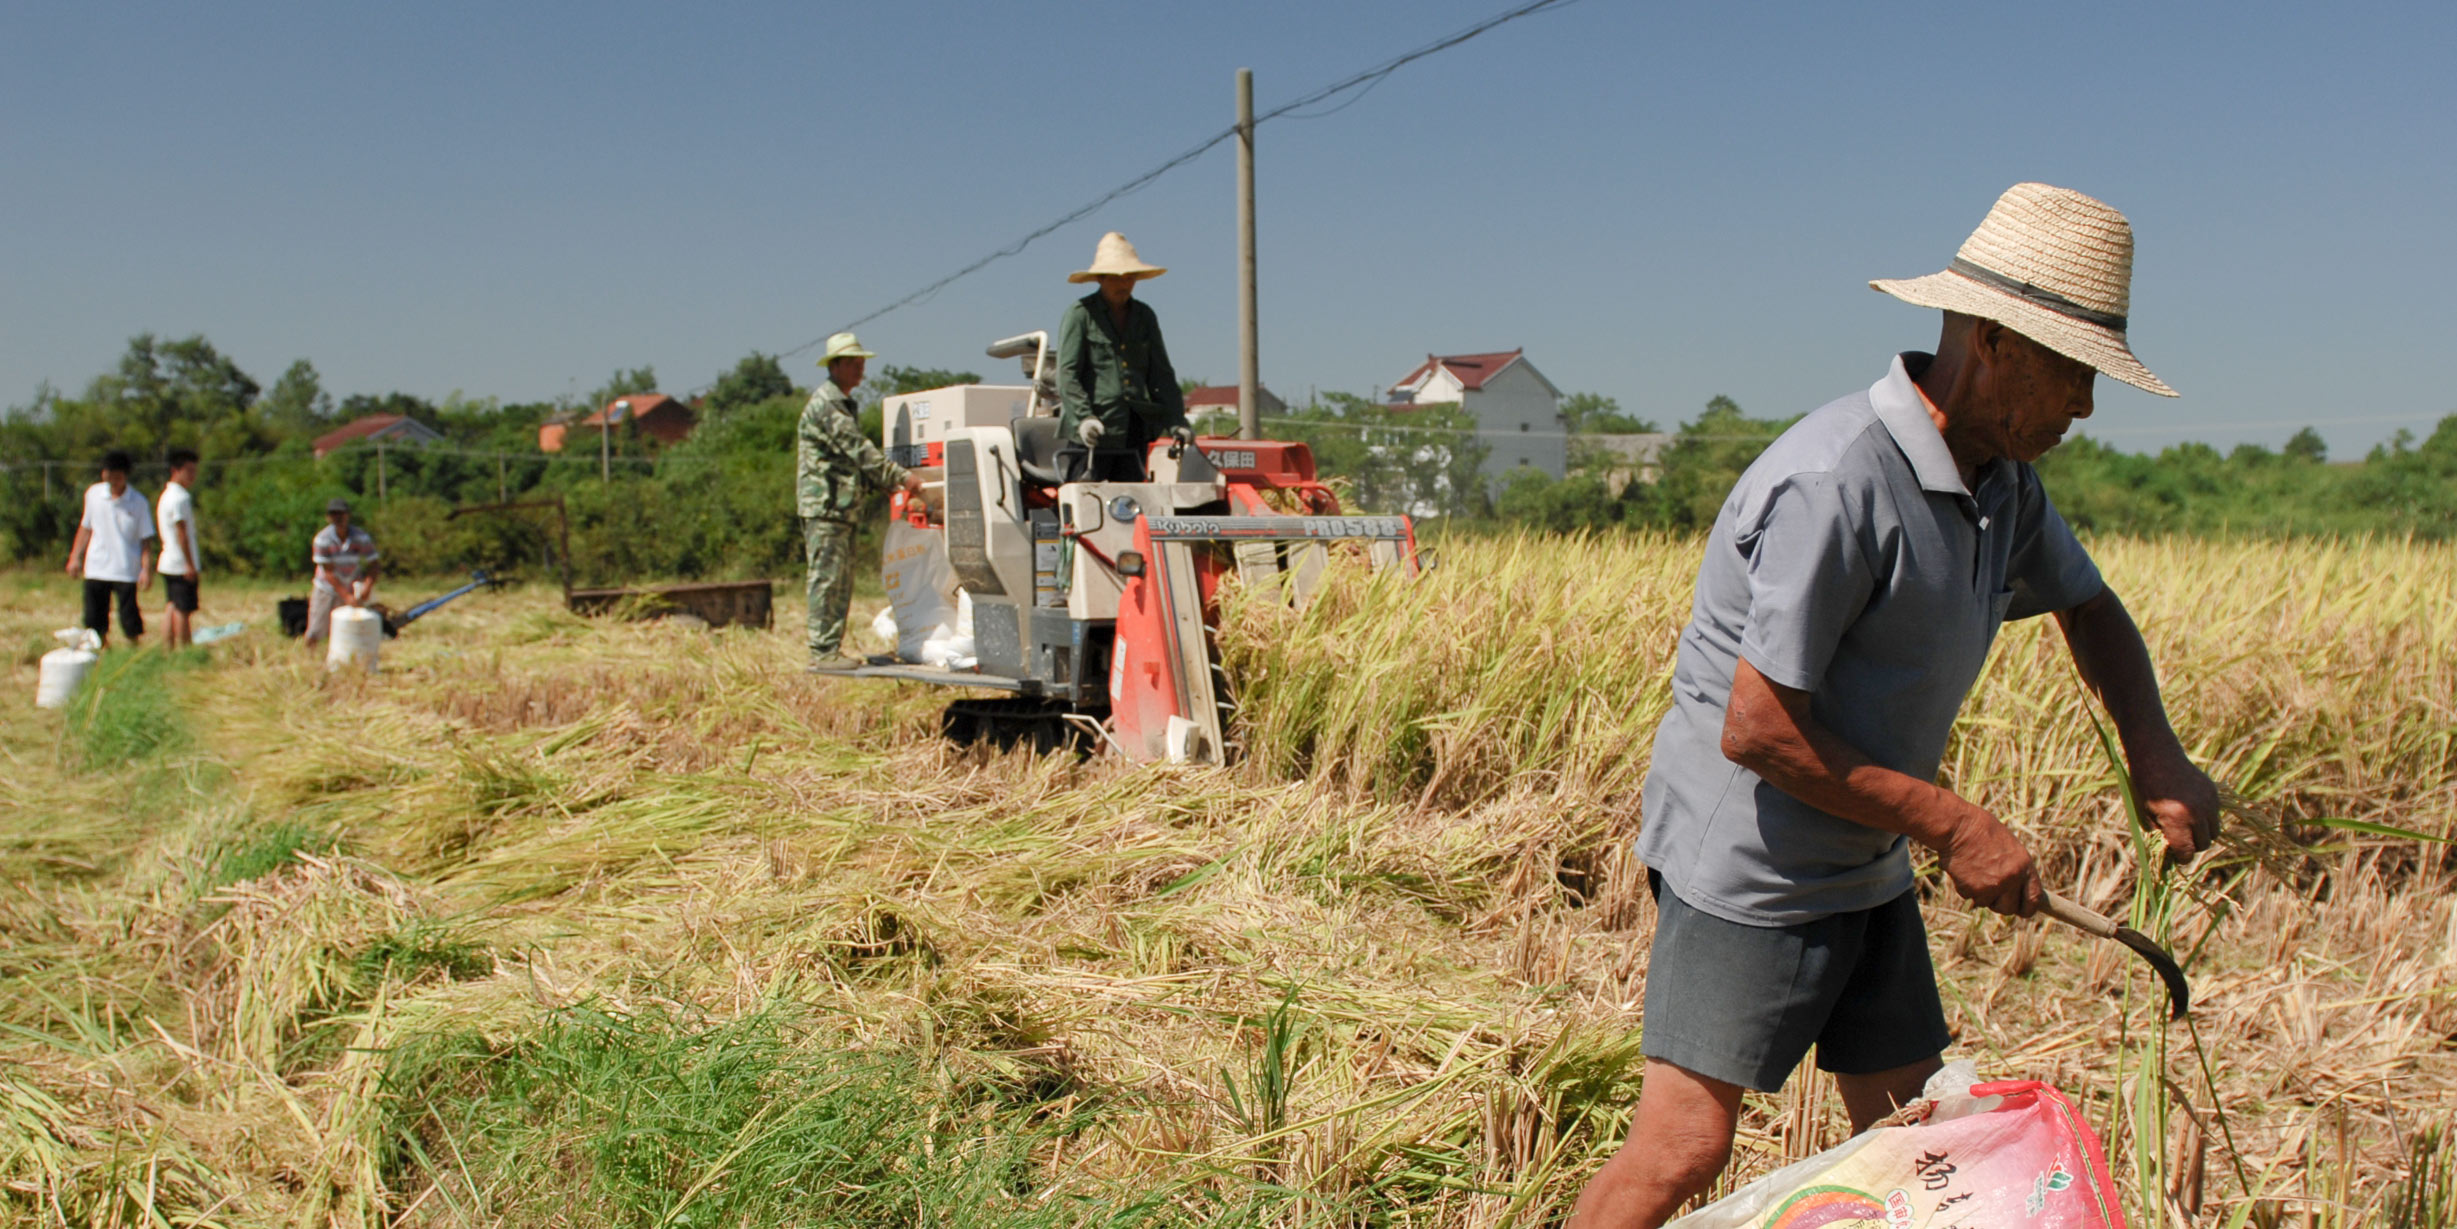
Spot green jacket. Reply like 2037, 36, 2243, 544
1056, 291, 1188, 445
796, 381, 905, 522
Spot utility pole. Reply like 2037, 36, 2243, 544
1236, 67, 1260, 441
603, 400, 623, 483
376, 439, 388, 505
496, 450, 508, 502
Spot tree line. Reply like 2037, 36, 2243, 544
0, 334, 973, 585
1463, 400, 2456, 540
5, 334, 2451, 589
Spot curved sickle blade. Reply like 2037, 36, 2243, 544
2108, 926, 2192, 1020
2041, 892, 2191, 1020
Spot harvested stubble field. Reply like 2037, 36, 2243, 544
2, 534, 2453, 1228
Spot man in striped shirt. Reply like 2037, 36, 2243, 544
304, 497, 380, 644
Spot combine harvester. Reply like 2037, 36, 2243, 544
821, 331, 1417, 764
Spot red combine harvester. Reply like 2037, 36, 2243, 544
821, 331, 1417, 763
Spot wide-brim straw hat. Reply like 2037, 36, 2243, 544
1068, 232, 1166, 283
1871, 182, 2175, 397
817, 331, 875, 365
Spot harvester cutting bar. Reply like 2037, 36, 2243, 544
1141, 515, 1411, 542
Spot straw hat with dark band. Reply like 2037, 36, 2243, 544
1872, 182, 2176, 397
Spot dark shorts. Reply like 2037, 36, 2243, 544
82, 579, 144, 639
163, 574, 199, 613
1639, 870, 1950, 1092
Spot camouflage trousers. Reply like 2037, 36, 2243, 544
803, 518, 856, 661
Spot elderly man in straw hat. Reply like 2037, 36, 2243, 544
1056, 232, 1192, 482
799, 331, 923, 670
1569, 184, 2221, 1227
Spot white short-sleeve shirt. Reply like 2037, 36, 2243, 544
156, 480, 197, 575
80, 482, 156, 583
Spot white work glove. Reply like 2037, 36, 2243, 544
1077, 418, 1107, 447
1167, 425, 1196, 447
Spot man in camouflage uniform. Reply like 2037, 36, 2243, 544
798, 331, 921, 668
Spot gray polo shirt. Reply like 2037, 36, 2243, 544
1635, 353, 2104, 926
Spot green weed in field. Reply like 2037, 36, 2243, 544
61, 649, 189, 768
206, 821, 334, 889
379, 1005, 1133, 1228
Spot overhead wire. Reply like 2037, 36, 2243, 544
756, 0, 1583, 375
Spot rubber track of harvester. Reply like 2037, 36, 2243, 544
942, 697, 1098, 757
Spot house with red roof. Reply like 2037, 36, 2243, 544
311, 413, 445, 460
1385, 349, 1565, 478
541, 393, 697, 452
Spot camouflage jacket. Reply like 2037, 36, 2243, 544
796, 381, 905, 522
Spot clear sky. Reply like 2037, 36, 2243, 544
6, 1, 2451, 456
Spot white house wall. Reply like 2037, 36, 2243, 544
1402, 368, 1465, 403
1462, 362, 1564, 480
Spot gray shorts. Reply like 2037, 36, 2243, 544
305, 585, 337, 642
1639, 870, 1950, 1092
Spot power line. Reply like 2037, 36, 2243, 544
0, 439, 724, 477
755, 0, 1583, 377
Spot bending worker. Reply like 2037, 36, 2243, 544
1056, 231, 1191, 481
1568, 184, 2221, 1227
305, 497, 378, 644
799, 331, 922, 670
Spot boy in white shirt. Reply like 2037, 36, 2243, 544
156, 449, 202, 648
64, 450, 155, 647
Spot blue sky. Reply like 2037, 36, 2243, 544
6, 1, 2451, 455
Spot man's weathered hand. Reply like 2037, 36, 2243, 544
900, 471, 925, 496
1934, 805, 2042, 917
2131, 747, 2219, 865
1077, 418, 1106, 447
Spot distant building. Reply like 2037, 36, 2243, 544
1183, 384, 1289, 427
312, 414, 444, 460
1579, 432, 1674, 493
543, 393, 696, 452
1385, 349, 1565, 478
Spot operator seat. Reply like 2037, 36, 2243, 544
1011, 415, 1066, 487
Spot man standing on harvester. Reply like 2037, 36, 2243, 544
1569, 184, 2222, 1228
799, 331, 923, 670
1057, 232, 1191, 482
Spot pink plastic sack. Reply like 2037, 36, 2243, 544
1670, 1069, 2124, 1228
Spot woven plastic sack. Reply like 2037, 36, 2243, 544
1669, 1064, 2123, 1229
880, 499, 958, 663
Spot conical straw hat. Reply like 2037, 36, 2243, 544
1871, 183, 2175, 397
1069, 232, 1166, 283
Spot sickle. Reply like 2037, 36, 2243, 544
2040, 892, 2191, 1020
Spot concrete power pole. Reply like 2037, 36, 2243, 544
1236, 68, 1260, 441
